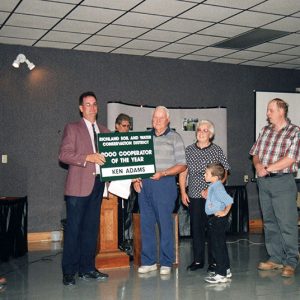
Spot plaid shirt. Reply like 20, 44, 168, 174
250, 121, 300, 173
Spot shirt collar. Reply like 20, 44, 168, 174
152, 126, 170, 137
83, 117, 97, 128
268, 119, 290, 132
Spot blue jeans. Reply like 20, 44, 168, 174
257, 174, 298, 268
138, 176, 177, 267
62, 178, 105, 275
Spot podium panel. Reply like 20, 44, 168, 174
95, 194, 129, 269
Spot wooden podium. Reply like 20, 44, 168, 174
95, 193, 129, 269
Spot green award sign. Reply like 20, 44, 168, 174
97, 131, 156, 181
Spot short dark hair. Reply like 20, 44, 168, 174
79, 91, 97, 106
271, 98, 288, 118
206, 162, 225, 180
115, 113, 130, 125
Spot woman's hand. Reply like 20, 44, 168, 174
201, 189, 208, 199
132, 178, 142, 193
181, 192, 190, 207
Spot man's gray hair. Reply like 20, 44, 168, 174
153, 106, 170, 118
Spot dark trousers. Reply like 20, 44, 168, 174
62, 178, 105, 275
118, 188, 138, 246
208, 215, 230, 276
189, 197, 213, 264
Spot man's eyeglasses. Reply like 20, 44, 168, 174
81, 103, 97, 107
120, 124, 130, 128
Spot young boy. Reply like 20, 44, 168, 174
203, 163, 233, 284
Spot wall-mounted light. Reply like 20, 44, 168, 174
12, 54, 35, 70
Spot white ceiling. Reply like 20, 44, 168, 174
1, 0, 300, 69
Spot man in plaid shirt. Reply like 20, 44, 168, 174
250, 98, 300, 278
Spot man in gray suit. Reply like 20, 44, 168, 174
59, 91, 110, 286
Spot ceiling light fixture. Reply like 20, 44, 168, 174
12, 54, 35, 70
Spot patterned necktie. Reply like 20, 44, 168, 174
92, 124, 98, 152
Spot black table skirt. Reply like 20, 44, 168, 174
0, 196, 28, 261
225, 185, 249, 233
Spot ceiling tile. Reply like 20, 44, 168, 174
250, 0, 300, 15
263, 17, 300, 33
75, 44, 114, 52
224, 11, 282, 27
157, 18, 212, 33
124, 39, 168, 50
270, 63, 300, 69
42, 31, 90, 43
147, 51, 183, 58
84, 35, 131, 47
16, 0, 75, 18
6, 14, 59, 29
280, 57, 300, 64
180, 4, 241, 22
98, 25, 148, 38
179, 34, 226, 46
247, 42, 294, 52
68, 6, 124, 23
194, 47, 237, 56
54, 20, 106, 33
114, 12, 170, 28
139, 29, 188, 42
159, 43, 203, 53
133, 0, 195, 16
35, 40, 76, 49
212, 57, 246, 64
0, 0, 21, 11
0, 11, 9, 24
55, 0, 82, 3
204, 0, 264, 9
0, 36, 34, 46
272, 33, 300, 45
82, 0, 141, 10
225, 50, 267, 60
279, 46, 300, 55
198, 24, 252, 38
112, 48, 150, 55
241, 60, 273, 67
0, 26, 46, 39
180, 54, 215, 61
256, 53, 297, 63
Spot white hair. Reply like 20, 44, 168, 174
153, 106, 170, 118
196, 119, 215, 138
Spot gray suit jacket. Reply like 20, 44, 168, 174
59, 118, 110, 197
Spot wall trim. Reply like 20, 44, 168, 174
28, 231, 63, 243
249, 219, 263, 232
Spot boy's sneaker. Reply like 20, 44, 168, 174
204, 274, 228, 283
138, 264, 157, 274
207, 263, 216, 273
160, 266, 171, 275
226, 268, 232, 278
207, 268, 232, 278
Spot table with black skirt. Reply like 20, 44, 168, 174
0, 196, 28, 261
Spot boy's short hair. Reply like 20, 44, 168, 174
206, 162, 225, 180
